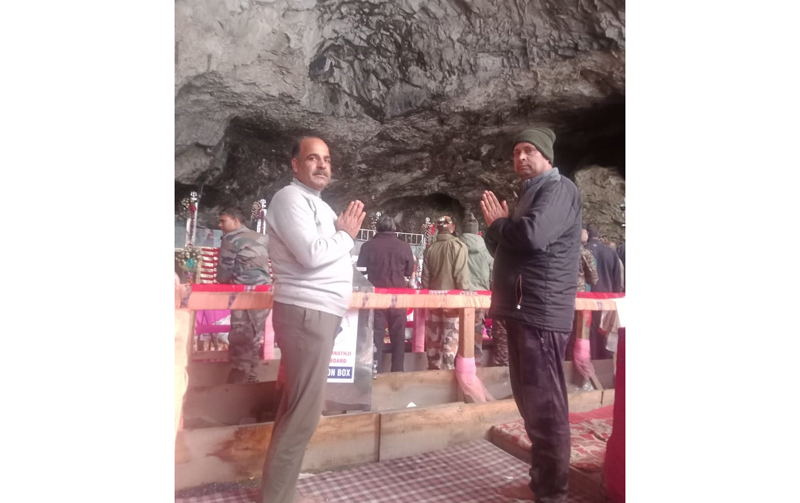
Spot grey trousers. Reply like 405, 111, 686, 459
260, 302, 342, 503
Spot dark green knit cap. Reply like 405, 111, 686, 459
463, 212, 479, 234
513, 127, 556, 164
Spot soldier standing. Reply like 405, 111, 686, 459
216, 206, 272, 384
421, 215, 470, 370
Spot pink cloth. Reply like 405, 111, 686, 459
194, 309, 231, 334
262, 310, 275, 359
412, 308, 427, 353
455, 355, 495, 403
573, 337, 596, 381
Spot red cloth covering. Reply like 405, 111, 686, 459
190, 284, 273, 292
604, 327, 625, 503
490, 404, 614, 473
576, 292, 625, 299
374, 287, 623, 300
190, 285, 623, 301
373, 288, 491, 295
569, 405, 614, 472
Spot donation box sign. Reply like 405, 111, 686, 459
327, 308, 358, 383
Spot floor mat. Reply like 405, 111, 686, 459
176, 439, 599, 503
491, 405, 615, 473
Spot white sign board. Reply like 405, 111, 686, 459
327, 308, 358, 383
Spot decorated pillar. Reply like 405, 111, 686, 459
177, 245, 202, 283
369, 211, 381, 231
182, 191, 199, 247
422, 217, 436, 248
252, 199, 268, 234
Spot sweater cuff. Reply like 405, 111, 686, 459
339, 230, 355, 247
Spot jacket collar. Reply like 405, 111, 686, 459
291, 177, 321, 198
522, 167, 560, 193
224, 225, 246, 238
436, 233, 457, 241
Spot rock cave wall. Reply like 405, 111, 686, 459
175, 0, 625, 240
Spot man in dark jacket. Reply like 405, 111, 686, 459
585, 225, 622, 294
585, 225, 623, 360
481, 127, 581, 503
357, 215, 415, 372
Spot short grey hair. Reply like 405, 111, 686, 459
376, 215, 396, 233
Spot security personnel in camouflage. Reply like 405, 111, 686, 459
422, 215, 470, 370
216, 206, 271, 384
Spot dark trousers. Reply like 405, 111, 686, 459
260, 302, 342, 503
590, 311, 614, 360
474, 309, 485, 363
504, 319, 571, 503
373, 308, 407, 372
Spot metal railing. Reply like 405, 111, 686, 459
356, 229, 425, 245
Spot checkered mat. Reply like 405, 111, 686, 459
176, 440, 598, 503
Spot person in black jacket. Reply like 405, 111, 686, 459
357, 215, 415, 372
585, 225, 622, 294
481, 127, 581, 503
585, 225, 623, 360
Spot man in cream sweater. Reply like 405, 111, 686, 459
261, 136, 365, 503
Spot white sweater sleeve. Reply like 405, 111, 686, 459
270, 190, 354, 269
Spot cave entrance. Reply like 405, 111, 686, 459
375, 193, 468, 235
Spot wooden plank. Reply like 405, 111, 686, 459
372, 367, 512, 412
192, 350, 230, 361
187, 360, 281, 387
371, 370, 458, 411
378, 399, 522, 461
182, 381, 278, 429
378, 352, 428, 373
476, 366, 512, 400
593, 359, 616, 389
563, 359, 615, 392
568, 390, 604, 413
176, 388, 610, 490
589, 375, 604, 391
458, 308, 475, 358
175, 309, 194, 434
601, 389, 616, 407
176, 410, 380, 490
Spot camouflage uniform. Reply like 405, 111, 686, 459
217, 226, 272, 382
426, 309, 460, 370
491, 318, 509, 367
577, 246, 599, 292
422, 218, 470, 370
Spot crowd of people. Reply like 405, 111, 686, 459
187, 130, 624, 503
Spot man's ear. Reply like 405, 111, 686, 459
291, 157, 299, 174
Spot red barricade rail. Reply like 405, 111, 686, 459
185, 284, 623, 311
